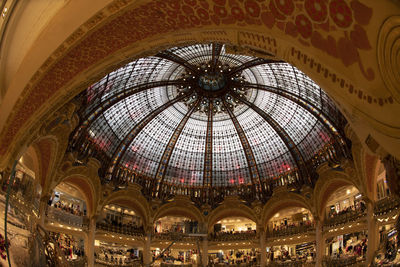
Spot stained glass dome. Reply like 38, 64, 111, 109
70, 43, 348, 203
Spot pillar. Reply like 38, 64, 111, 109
85, 216, 97, 267
366, 201, 378, 264
315, 219, 324, 266
259, 229, 266, 267
202, 239, 208, 267
143, 233, 151, 266
38, 193, 50, 226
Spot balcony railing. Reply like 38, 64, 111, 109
267, 225, 315, 238
374, 196, 400, 216
209, 231, 257, 241
324, 209, 366, 227
152, 232, 200, 242
96, 222, 145, 237
47, 206, 88, 228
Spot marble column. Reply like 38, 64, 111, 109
366, 201, 378, 264
315, 219, 324, 266
202, 238, 208, 267
259, 229, 266, 267
143, 233, 151, 266
85, 216, 97, 267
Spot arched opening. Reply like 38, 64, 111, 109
267, 207, 314, 238
94, 240, 141, 266
265, 206, 315, 264
154, 215, 198, 236
323, 185, 368, 260
94, 202, 145, 266
323, 185, 365, 227
47, 181, 88, 227
208, 216, 258, 265
97, 202, 145, 237
0, 144, 43, 266
152, 215, 201, 265
210, 216, 257, 241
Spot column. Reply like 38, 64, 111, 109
202, 238, 208, 267
85, 216, 97, 267
38, 193, 50, 226
315, 219, 324, 266
366, 201, 378, 264
259, 228, 266, 267
143, 233, 151, 266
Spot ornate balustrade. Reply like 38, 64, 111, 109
324, 209, 366, 227
267, 225, 315, 238
374, 196, 400, 216
47, 206, 88, 228
152, 232, 200, 242
96, 222, 145, 237
209, 231, 257, 241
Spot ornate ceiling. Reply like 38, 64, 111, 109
70, 43, 348, 201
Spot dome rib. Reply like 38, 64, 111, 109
77, 80, 186, 134
222, 98, 263, 197
155, 98, 202, 187
156, 50, 200, 74
228, 58, 284, 76
203, 101, 213, 187
211, 43, 223, 72
232, 91, 308, 183
107, 91, 193, 182
243, 83, 340, 140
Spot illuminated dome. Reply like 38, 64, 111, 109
70, 43, 348, 202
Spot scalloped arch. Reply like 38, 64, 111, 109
314, 169, 361, 219
261, 192, 313, 226
152, 202, 204, 224
101, 190, 150, 229
207, 203, 258, 232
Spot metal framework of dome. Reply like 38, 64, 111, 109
70, 43, 349, 205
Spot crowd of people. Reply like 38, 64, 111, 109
95, 247, 140, 265
269, 220, 314, 237
50, 232, 85, 260
211, 250, 258, 265
154, 219, 200, 234
267, 247, 315, 263
49, 200, 85, 216
327, 201, 366, 219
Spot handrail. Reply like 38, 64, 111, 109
47, 206, 88, 228
267, 225, 315, 238
374, 196, 400, 215
96, 222, 145, 237
324, 209, 366, 227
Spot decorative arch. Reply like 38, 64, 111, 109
31, 136, 58, 189
207, 203, 258, 233
1, 0, 400, 174
152, 200, 204, 225
19, 145, 40, 180
55, 158, 102, 217
101, 189, 150, 229
314, 164, 362, 219
261, 191, 313, 227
